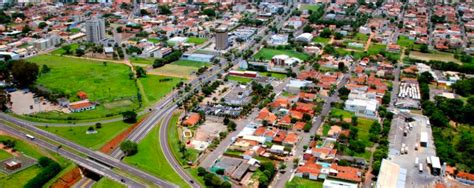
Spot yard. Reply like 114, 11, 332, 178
168, 113, 200, 165
368, 43, 387, 55
187, 37, 208, 45
313, 37, 330, 44
0, 166, 42, 188
286, 177, 323, 188
353, 33, 369, 43
39, 121, 131, 150
253, 48, 310, 61
227, 75, 253, 84
124, 123, 190, 188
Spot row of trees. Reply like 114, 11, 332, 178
152, 50, 183, 68
25, 157, 61, 188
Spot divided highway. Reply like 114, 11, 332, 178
0, 113, 178, 188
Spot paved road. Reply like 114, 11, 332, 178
0, 113, 178, 188
0, 123, 141, 187
159, 106, 200, 188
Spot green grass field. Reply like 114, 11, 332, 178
227, 75, 253, 84
69, 28, 81, 33
300, 4, 321, 12
313, 37, 330, 44
0, 149, 12, 161
29, 55, 136, 103
147, 38, 161, 44
0, 165, 42, 188
286, 177, 323, 188
368, 43, 387, 55
130, 57, 154, 65
187, 37, 207, 45
354, 33, 369, 43
51, 43, 80, 55
171, 60, 208, 68
0, 135, 71, 187
150, 64, 197, 79
397, 36, 414, 47
139, 75, 184, 104
259, 71, 287, 79
331, 108, 354, 119
409, 51, 462, 64
93, 177, 126, 188
253, 48, 310, 61
356, 117, 375, 147
39, 121, 131, 150
124, 123, 189, 188
168, 113, 199, 165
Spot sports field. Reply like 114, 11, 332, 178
409, 51, 462, 64
149, 64, 197, 79
130, 57, 154, 65
170, 60, 208, 68
187, 37, 208, 45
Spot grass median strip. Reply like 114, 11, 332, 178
123, 122, 189, 188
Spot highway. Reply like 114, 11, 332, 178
0, 123, 142, 188
0, 113, 178, 188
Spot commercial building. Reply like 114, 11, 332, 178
33, 35, 61, 50
85, 18, 106, 43
181, 53, 215, 63
215, 26, 229, 50
295, 33, 313, 43
376, 159, 407, 188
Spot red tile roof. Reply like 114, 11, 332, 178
330, 163, 362, 182
183, 113, 200, 126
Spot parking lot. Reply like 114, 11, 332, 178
388, 114, 440, 187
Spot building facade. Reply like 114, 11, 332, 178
85, 18, 106, 44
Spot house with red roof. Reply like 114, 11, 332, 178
283, 132, 299, 147
329, 163, 362, 183
69, 99, 96, 113
295, 160, 322, 180
183, 113, 201, 126
256, 108, 277, 125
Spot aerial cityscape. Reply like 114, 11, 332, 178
0, 0, 472, 187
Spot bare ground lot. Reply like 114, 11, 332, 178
409, 51, 462, 64
10, 91, 62, 115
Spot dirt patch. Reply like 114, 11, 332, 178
409, 51, 462, 64
10, 91, 61, 115
99, 117, 146, 154
51, 167, 82, 188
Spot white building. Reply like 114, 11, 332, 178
85, 18, 106, 44
142, 46, 172, 58
295, 33, 313, 43
33, 35, 61, 50
285, 79, 313, 93
269, 34, 288, 46
344, 90, 378, 119
376, 159, 407, 188
181, 53, 215, 63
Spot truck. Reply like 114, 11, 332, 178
419, 163, 423, 173
420, 132, 428, 147
26, 134, 35, 140
415, 157, 419, 165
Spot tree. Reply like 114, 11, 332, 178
120, 140, 138, 156
201, 9, 216, 17
22, 25, 31, 34
227, 121, 237, 131
221, 181, 231, 188
62, 45, 72, 55
140, 9, 149, 15
338, 86, 350, 98
302, 25, 313, 33
334, 32, 344, 40
11, 60, 39, 87
135, 66, 146, 78
349, 140, 366, 153
223, 116, 230, 125
41, 64, 51, 74
319, 28, 332, 38
418, 71, 434, 84
338, 62, 346, 72
38, 22, 47, 29
75, 48, 85, 56
0, 90, 10, 111
351, 115, 358, 126
197, 167, 207, 176
158, 5, 172, 15
420, 44, 429, 53
122, 111, 137, 123
303, 122, 312, 132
